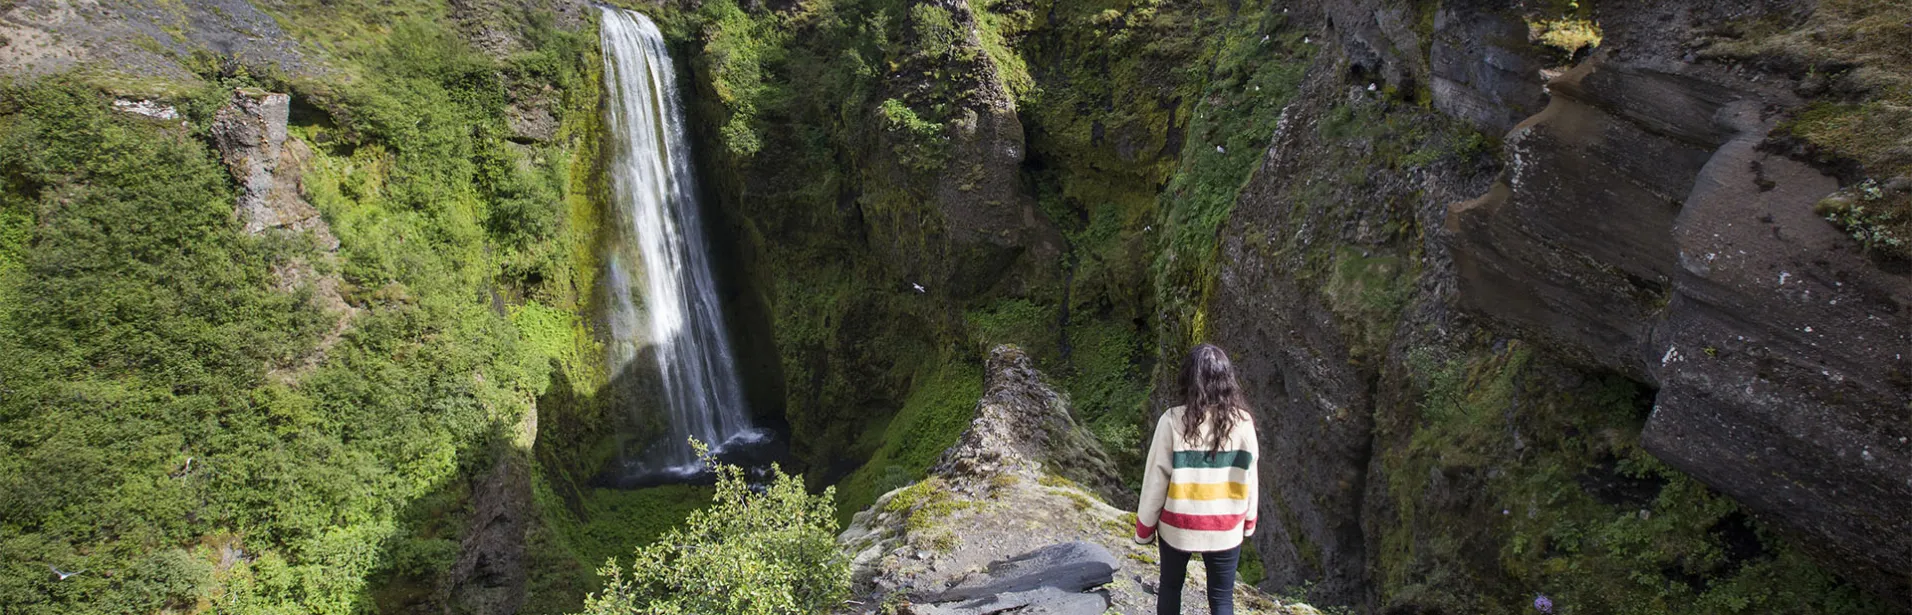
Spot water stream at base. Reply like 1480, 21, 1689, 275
599, 7, 767, 481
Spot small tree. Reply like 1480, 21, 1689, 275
580, 445, 850, 615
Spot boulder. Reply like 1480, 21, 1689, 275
928, 541, 1118, 603
908, 541, 1117, 615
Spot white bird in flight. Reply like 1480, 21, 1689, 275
911, 282, 926, 294
49, 565, 85, 580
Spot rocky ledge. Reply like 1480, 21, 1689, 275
837, 346, 1315, 615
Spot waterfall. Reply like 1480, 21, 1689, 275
599, 7, 759, 473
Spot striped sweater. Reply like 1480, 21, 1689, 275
1134, 405, 1259, 552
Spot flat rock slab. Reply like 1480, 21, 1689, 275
927, 541, 1118, 602
914, 587, 1111, 615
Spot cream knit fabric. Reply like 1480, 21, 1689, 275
1133, 405, 1259, 552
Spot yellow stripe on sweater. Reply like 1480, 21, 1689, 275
1166, 481, 1249, 501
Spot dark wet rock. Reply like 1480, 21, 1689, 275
905, 541, 1117, 615
442, 454, 532, 615
908, 586, 1110, 615
928, 541, 1118, 603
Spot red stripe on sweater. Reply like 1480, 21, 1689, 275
1244, 518, 1257, 532
1135, 521, 1157, 541
1160, 510, 1246, 531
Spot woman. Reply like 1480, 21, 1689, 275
1134, 343, 1259, 615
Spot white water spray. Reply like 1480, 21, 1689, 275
600, 8, 759, 472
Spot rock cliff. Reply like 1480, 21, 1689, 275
1200, 0, 1910, 611
1448, 47, 1912, 602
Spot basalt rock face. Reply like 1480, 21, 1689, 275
1426, 3, 1551, 134
864, 0, 1062, 302
1206, 0, 1909, 611
1446, 38, 1912, 607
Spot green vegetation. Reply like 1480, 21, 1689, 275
696, 0, 786, 157
0, 78, 330, 613
833, 356, 984, 520
877, 97, 948, 171
1374, 342, 1894, 615
1322, 246, 1415, 363
581, 452, 849, 615
0, 1, 613, 609
1149, 2, 1312, 372
1816, 179, 1907, 253
1528, 17, 1604, 58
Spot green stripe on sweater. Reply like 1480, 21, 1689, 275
1172, 450, 1253, 469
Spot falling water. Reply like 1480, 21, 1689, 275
599, 7, 760, 474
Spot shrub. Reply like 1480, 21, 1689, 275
579, 446, 850, 615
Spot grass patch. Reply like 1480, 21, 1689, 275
1705, 0, 1912, 259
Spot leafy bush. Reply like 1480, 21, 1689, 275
580, 448, 850, 615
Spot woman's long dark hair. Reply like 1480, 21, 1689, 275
1178, 343, 1250, 454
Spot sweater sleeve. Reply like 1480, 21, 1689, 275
1243, 416, 1260, 537
1134, 411, 1174, 544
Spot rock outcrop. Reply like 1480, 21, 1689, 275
209, 89, 354, 377
862, 0, 1062, 300
840, 346, 1310, 615
0, 0, 311, 80
1447, 45, 1912, 605
442, 454, 533, 615
211, 90, 333, 241
932, 346, 1129, 508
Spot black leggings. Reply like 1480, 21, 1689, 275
1158, 541, 1239, 615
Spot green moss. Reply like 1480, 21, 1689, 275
1322, 246, 1416, 363
877, 477, 979, 535
1239, 542, 1267, 586
967, 298, 1057, 357
1527, 17, 1604, 58
1150, 5, 1312, 369
833, 355, 984, 521
1037, 472, 1081, 490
